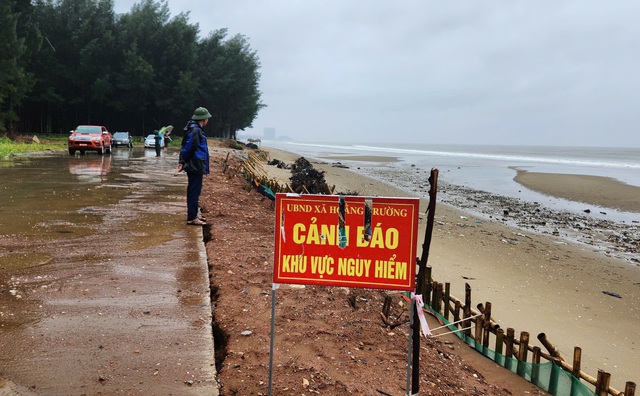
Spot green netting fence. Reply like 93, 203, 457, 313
426, 306, 597, 396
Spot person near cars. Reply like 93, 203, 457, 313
178, 107, 211, 226
153, 129, 163, 157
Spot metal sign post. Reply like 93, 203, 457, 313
267, 283, 278, 396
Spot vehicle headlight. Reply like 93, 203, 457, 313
91, 136, 101, 141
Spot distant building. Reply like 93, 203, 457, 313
263, 127, 276, 140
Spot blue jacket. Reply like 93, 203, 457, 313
179, 120, 210, 174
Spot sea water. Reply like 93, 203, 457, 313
262, 141, 640, 224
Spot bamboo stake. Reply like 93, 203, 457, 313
538, 333, 567, 363
477, 303, 501, 332
435, 282, 442, 312
430, 281, 437, 310
443, 282, 451, 320
474, 315, 483, 352
532, 346, 541, 383
463, 283, 472, 337
453, 300, 461, 326
570, 347, 582, 396
482, 302, 492, 348
625, 382, 636, 396
382, 295, 392, 320
596, 370, 611, 396
517, 331, 530, 377
422, 266, 432, 306
495, 329, 505, 367
572, 347, 582, 378
505, 328, 515, 358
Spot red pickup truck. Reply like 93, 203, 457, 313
68, 125, 113, 155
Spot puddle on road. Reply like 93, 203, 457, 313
0, 253, 53, 272
0, 154, 125, 238
0, 149, 187, 270
123, 212, 186, 251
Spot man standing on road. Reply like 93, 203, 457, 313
178, 107, 211, 225
154, 129, 163, 157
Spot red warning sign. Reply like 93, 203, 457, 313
273, 194, 419, 291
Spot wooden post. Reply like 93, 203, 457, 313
520, 331, 530, 361
504, 327, 515, 372
423, 266, 432, 306
382, 295, 392, 321
538, 332, 567, 363
463, 283, 472, 337
411, 168, 439, 395
476, 303, 500, 333
505, 328, 515, 358
434, 282, 442, 313
595, 370, 611, 396
474, 314, 483, 352
517, 331, 529, 377
495, 329, 504, 354
570, 346, 582, 396
495, 328, 505, 367
531, 346, 541, 384
625, 382, 636, 396
430, 280, 438, 310
572, 347, 582, 377
443, 282, 451, 321
453, 300, 461, 327
482, 302, 492, 348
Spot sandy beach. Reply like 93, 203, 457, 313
514, 170, 640, 213
261, 145, 640, 391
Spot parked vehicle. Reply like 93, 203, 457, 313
112, 131, 133, 148
144, 133, 163, 148
68, 125, 113, 155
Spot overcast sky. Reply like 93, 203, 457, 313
114, 1, 640, 147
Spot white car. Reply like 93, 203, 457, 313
144, 134, 163, 148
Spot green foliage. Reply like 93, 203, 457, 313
2, 0, 264, 138
196, 30, 266, 139
0, 135, 68, 158
0, 0, 38, 132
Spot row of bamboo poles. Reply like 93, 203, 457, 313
221, 151, 289, 195
225, 150, 336, 196
416, 266, 636, 396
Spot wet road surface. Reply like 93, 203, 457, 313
0, 148, 218, 394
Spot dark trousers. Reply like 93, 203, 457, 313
187, 172, 203, 221
155, 142, 161, 157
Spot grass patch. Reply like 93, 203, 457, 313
0, 135, 68, 158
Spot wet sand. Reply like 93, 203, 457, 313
262, 146, 640, 392
514, 170, 640, 213
322, 155, 400, 163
